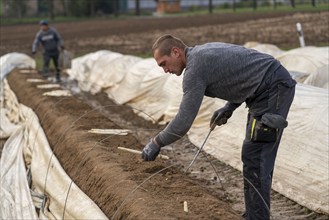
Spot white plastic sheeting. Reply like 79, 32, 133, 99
0, 79, 21, 138
244, 43, 329, 89
68, 50, 123, 94
67, 45, 329, 214
0, 53, 35, 80
1, 121, 37, 219
0, 53, 36, 138
107, 58, 183, 122
0, 57, 108, 219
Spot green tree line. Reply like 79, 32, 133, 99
1, 0, 127, 18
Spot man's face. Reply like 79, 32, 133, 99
40, 24, 48, 32
154, 47, 185, 76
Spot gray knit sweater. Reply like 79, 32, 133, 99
32, 27, 64, 53
155, 42, 281, 147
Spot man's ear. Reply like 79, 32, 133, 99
172, 47, 181, 57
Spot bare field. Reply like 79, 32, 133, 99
1, 11, 328, 57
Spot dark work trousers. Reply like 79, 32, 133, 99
242, 65, 296, 220
43, 50, 60, 79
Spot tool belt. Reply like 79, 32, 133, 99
250, 113, 288, 143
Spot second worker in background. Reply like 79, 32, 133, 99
32, 20, 64, 83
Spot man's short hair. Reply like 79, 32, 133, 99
152, 35, 187, 56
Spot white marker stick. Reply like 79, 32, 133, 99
184, 201, 188, 213
117, 147, 169, 160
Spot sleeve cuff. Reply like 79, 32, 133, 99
154, 135, 165, 148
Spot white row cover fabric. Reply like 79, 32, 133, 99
68, 50, 124, 94
0, 62, 108, 219
67, 45, 329, 214
244, 43, 329, 89
1, 124, 37, 219
0, 79, 22, 139
0, 53, 35, 80
67, 55, 182, 122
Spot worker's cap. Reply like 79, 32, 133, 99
39, 20, 48, 26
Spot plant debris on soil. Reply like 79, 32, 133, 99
6, 69, 240, 219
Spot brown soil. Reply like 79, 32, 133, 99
7, 69, 239, 219
1, 11, 328, 57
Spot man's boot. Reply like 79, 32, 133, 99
56, 73, 61, 83
42, 68, 49, 78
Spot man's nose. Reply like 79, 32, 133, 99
163, 67, 169, 73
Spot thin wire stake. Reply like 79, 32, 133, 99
62, 181, 73, 220
40, 103, 167, 218
43, 104, 134, 194
62, 133, 119, 219
199, 151, 225, 190
185, 128, 213, 173
243, 176, 273, 219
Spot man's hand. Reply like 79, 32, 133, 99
142, 139, 160, 161
210, 106, 233, 129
